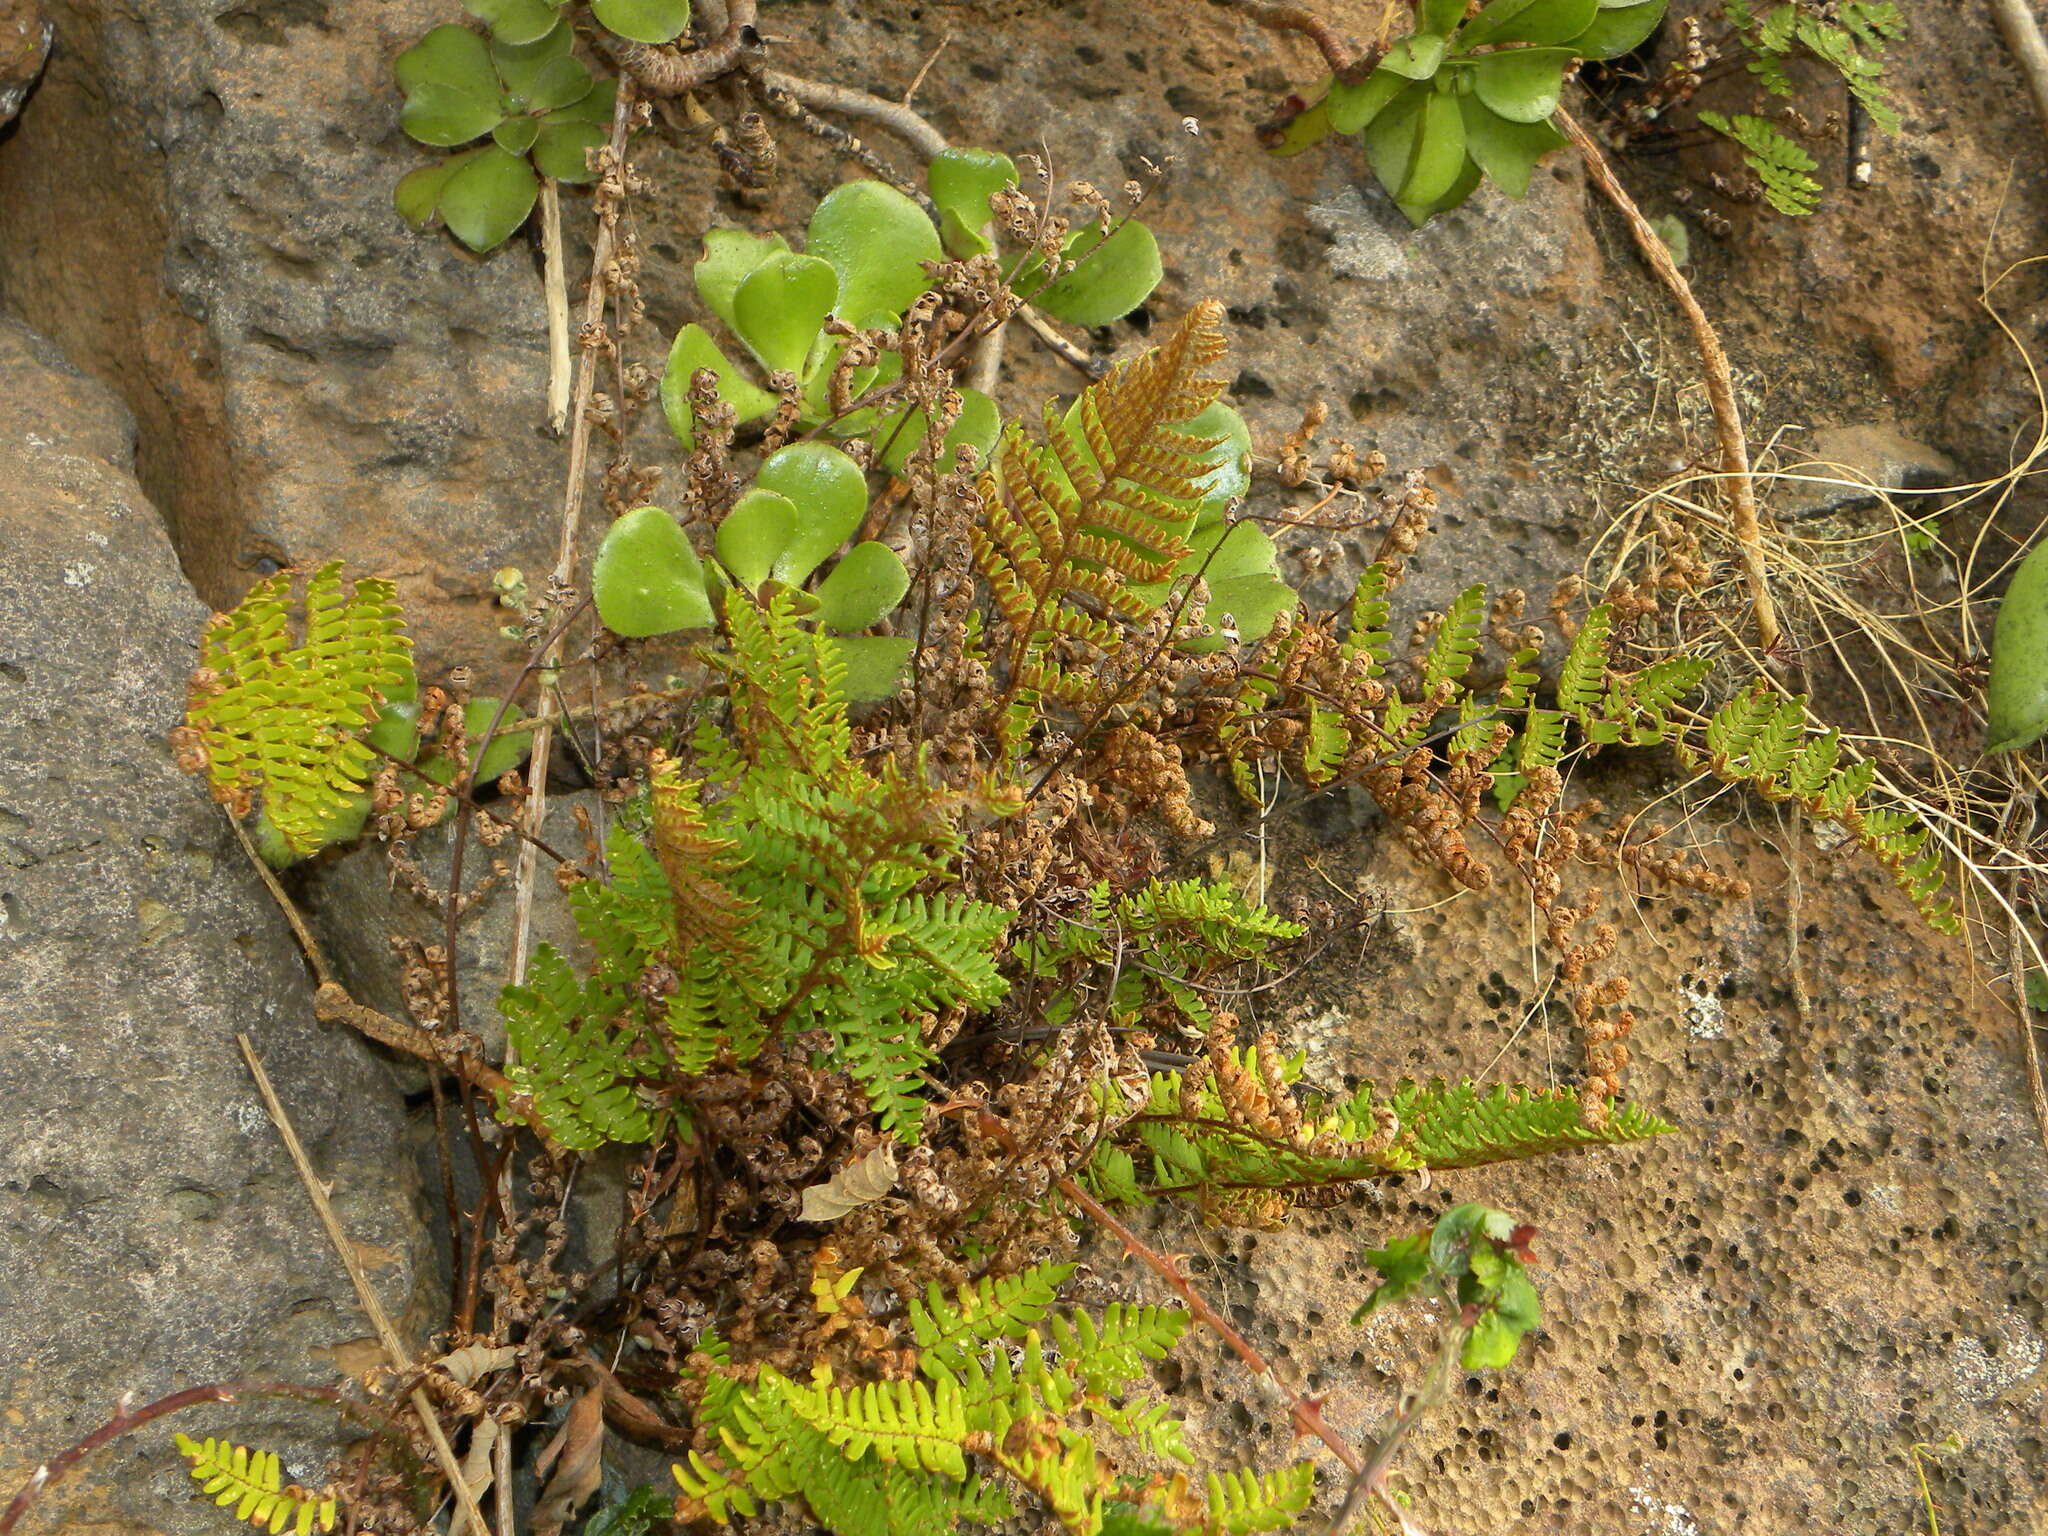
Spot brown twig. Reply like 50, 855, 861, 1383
238, 1038, 492, 1536
611, 0, 760, 97
1216, 0, 1366, 77
1556, 107, 1783, 655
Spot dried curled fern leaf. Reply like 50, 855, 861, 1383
174, 1435, 337, 1536
972, 300, 1230, 748
174, 562, 411, 857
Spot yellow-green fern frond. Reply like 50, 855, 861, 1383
176, 563, 411, 857
174, 1435, 337, 1536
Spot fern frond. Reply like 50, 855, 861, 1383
179, 563, 411, 856
1366, 1079, 1673, 1171
1203, 1463, 1316, 1536
174, 1435, 337, 1535
498, 947, 656, 1150
1700, 111, 1821, 215
912, 1261, 1078, 1375
1556, 604, 1612, 722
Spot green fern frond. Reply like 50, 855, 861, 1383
1556, 604, 1612, 721
174, 1435, 337, 1536
782, 1372, 971, 1478
1365, 1079, 1673, 1171
1701, 111, 1821, 216
1202, 1463, 1316, 1536
1421, 584, 1486, 700
498, 947, 657, 1150
178, 563, 411, 857
912, 1261, 1079, 1374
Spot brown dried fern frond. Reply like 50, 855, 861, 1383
971, 300, 1230, 742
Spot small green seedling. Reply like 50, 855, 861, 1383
1355, 1201, 1544, 1370
592, 444, 914, 699
1268, 0, 1669, 224
394, 21, 616, 252
1985, 536, 2048, 754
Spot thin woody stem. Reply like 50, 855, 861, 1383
1555, 108, 1784, 655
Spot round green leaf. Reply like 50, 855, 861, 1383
660, 324, 778, 452
1378, 31, 1448, 79
1458, 96, 1566, 197
1361, 80, 1432, 200
755, 442, 869, 584
395, 153, 471, 231
366, 698, 423, 762
813, 542, 910, 632
1266, 87, 1336, 156
415, 700, 532, 788
928, 147, 1018, 257
694, 228, 792, 332
805, 181, 942, 328
1420, 0, 1470, 29
1986, 537, 2048, 753
716, 490, 798, 589
1185, 521, 1295, 652
874, 388, 1002, 477
1568, 0, 1666, 60
439, 144, 538, 251
1186, 401, 1252, 519
400, 82, 505, 147
1471, 48, 1572, 124
1399, 152, 1483, 226
1327, 67, 1409, 135
549, 75, 618, 127
492, 115, 540, 155
594, 506, 715, 637
493, 28, 592, 113
1031, 220, 1162, 327
396, 25, 498, 97
828, 635, 915, 702
1457, 0, 1597, 48
531, 118, 606, 183
464, 0, 564, 46
592, 0, 691, 44
731, 252, 838, 376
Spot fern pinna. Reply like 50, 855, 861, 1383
500, 590, 1014, 1147
1084, 1034, 1670, 1229
673, 1260, 1315, 1536
174, 1436, 337, 1535
972, 299, 1233, 751
172, 562, 411, 858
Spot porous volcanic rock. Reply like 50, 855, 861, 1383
0, 316, 427, 1533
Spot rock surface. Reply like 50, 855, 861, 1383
0, 316, 427, 1533
0, 0, 47, 125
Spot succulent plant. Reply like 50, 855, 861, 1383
465, 0, 691, 47
1270, 0, 1668, 224
394, 21, 617, 252
592, 445, 915, 700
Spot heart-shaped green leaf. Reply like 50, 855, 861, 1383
592, 0, 691, 45
1567, 0, 1665, 59
1471, 48, 1573, 123
1398, 152, 1483, 225
415, 699, 532, 788
694, 228, 792, 332
439, 144, 539, 251
398, 24, 500, 97
1379, 31, 1449, 79
813, 542, 910, 632
1267, 86, 1337, 155
1327, 67, 1410, 135
1458, 96, 1566, 197
492, 115, 539, 155
399, 80, 504, 148
1458, 0, 1595, 48
805, 181, 943, 328
395, 152, 474, 231
754, 442, 869, 584
1986, 536, 2048, 752
465, 0, 564, 45
593, 506, 715, 636
661, 324, 778, 452
874, 387, 1002, 477
366, 698, 424, 762
731, 252, 838, 376
1365, 82, 1467, 206
1030, 220, 1162, 327
531, 116, 606, 182
928, 147, 1018, 257
1182, 519, 1296, 652
827, 635, 915, 701
716, 490, 798, 589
